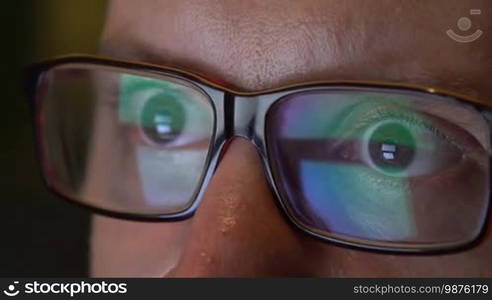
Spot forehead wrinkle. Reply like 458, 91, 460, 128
99, 37, 486, 102
102, 0, 491, 99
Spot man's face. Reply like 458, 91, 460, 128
90, 0, 492, 276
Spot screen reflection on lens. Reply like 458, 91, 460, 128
267, 89, 490, 247
38, 66, 215, 215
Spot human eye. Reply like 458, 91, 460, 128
118, 74, 212, 149
331, 99, 483, 179
317, 96, 489, 241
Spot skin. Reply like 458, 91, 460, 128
90, 0, 492, 277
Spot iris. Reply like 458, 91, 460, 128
140, 93, 186, 145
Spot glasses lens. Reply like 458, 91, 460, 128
37, 64, 215, 215
267, 88, 490, 249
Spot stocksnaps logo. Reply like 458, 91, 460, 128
3, 281, 20, 297
2, 281, 127, 298
446, 9, 483, 43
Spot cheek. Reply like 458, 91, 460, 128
308, 162, 492, 277
408, 160, 489, 242
90, 215, 190, 277
309, 218, 492, 277
309, 241, 492, 277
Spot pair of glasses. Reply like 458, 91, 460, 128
25, 55, 491, 253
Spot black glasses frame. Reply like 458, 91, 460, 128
25, 55, 492, 254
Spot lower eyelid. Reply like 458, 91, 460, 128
121, 122, 211, 151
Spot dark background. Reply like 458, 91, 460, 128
1, 1, 107, 276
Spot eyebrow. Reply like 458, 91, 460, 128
99, 39, 488, 102
100, 41, 193, 75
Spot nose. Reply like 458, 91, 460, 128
168, 138, 318, 277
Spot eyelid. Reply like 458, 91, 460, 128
409, 109, 485, 157
342, 102, 485, 160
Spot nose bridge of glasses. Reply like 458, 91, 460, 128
230, 95, 269, 151
233, 96, 257, 139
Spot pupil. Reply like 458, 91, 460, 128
140, 94, 185, 144
368, 122, 415, 173
381, 143, 397, 160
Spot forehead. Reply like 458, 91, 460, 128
102, 0, 492, 100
